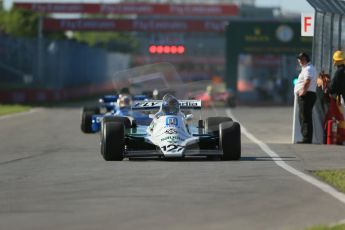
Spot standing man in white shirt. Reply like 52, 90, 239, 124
294, 52, 317, 144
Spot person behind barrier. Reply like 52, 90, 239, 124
317, 71, 331, 110
294, 52, 317, 144
316, 71, 331, 143
330, 51, 345, 102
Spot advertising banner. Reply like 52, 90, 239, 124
43, 19, 227, 32
15, 2, 238, 16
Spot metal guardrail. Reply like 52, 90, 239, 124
299, 0, 345, 144
0, 36, 130, 89
307, 0, 345, 76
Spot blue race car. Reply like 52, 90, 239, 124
81, 94, 151, 133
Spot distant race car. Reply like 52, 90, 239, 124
100, 94, 241, 161
189, 83, 236, 108
81, 94, 150, 133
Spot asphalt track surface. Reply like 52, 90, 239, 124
1, 106, 345, 230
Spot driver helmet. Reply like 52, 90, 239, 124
162, 94, 180, 115
117, 94, 132, 108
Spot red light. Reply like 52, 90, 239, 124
171, 46, 177, 54
157, 45, 163, 54
163, 46, 171, 54
149, 45, 185, 55
149, 45, 156, 54
177, 45, 185, 54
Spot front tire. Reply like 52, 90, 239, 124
206, 116, 233, 134
81, 106, 100, 133
81, 111, 94, 133
101, 121, 124, 161
220, 121, 241, 161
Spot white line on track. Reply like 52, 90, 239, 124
0, 108, 40, 121
226, 108, 345, 205
331, 218, 345, 227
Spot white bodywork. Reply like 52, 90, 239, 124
132, 100, 202, 110
145, 114, 199, 157
132, 99, 202, 158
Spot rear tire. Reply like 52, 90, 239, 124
101, 121, 124, 161
219, 121, 241, 161
81, 111, 94, 133
102, 116, 132, 129
206, 116, 233, 134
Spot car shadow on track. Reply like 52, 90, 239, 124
128, 157, 223, 162
240, 156, 298, 161
127, 156, 298, 162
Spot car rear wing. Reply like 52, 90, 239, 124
132, 100, 202, 110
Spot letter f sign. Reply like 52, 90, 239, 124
301, 13, 314, 36
304, 17, 311, 32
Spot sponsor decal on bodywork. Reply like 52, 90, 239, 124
179, 101, 199, 108
166, 117, 178, 127
160, 135, 185, 142
165, 128, 178, 134
132, 100, 201, 110
135, 101, 160, 108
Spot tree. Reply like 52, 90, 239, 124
0, 7, 65, 39
72, 31, 139, 53
0, 8, 39, 37
0, 7, 135, 50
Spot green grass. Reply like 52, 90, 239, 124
0, 104, 31, 116
314, 169, 345, 193
306, 223, 345, 230
306, 170, 345, 230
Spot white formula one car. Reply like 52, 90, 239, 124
100, 94, 241, 161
